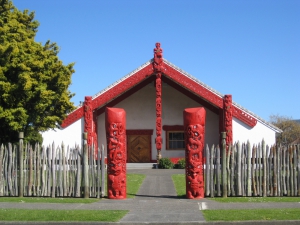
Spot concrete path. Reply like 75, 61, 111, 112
0, 169, 299, 224
120, 169, 205, 223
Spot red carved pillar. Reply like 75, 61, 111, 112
223, 95, 233, 150
153, 43, 164, 162
105, 107, 126, 199
84, 96, 93, 146
184, 107, 206, 199
219, 108, 224, 146
93, 113, 98, 158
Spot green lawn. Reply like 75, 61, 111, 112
0, 197, 98, 203
171, 174, 300, 203
212, 196, 300, 203
203, 209, 300, 221
126, 174, 146, 198
171, 174, 185, 197
0, 209, 128, 222
0, 173, 145, 222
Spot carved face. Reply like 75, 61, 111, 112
187, 124, 203, 139
108, 123, 124, 137
188, 160, 201, 177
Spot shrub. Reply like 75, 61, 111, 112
158, 157, 174, 169
175, 158, 185, 169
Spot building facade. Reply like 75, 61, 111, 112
42, 43, 281, 162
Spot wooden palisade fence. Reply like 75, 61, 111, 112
205, 136, 300, 197
0, 132, 105, 198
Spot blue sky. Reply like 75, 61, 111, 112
12, 0, 300, 122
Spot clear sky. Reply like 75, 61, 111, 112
12, 0, 300, 122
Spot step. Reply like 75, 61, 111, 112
126, 163, 157, 169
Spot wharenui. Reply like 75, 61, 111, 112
42, 43, 281, 163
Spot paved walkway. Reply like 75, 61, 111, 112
0, 169, 299, 224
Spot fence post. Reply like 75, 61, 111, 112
221, 132, 227, 197
237, 141, 242, 196
83, 132, 89, 198
18, 132, 24, 197
205, 144, 210, 197
101, 144, 105, 198
247, 141, 252, 196
262, 139, 267, 197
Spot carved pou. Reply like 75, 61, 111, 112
184, 107, 206, 199
105, 107, 127, 199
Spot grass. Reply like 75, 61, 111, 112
126, 173, 146, 198
0, 173, 145, 222
171, 174, 185, 198
212, 196, 300, 203
0, 197, 99, 203
203, 209, 300, 221
171, 174, 300, 203
0, 209, 128, 222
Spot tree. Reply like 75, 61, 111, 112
269, 115, 300, 144
0, 0, 76, 144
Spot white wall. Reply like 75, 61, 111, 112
41, 82, 277, 161
97, 82, 220, 160
41, 117, 83, 148
233, 118, 276, 147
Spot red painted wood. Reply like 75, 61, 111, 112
92, 64, 154, 110
126, 130, 153, 135
184, 107, 206, 199
162, 76, 219, 114
224, 95, 233, 148
232, 106, 257, 127
105, 107, 126, 199
61, 107, 84, 128
154, 43, 163, 153
84, 96, 93, 146
61, 64, 154, 128
92, 113, 98, 156
165, 65, 223, 108
62, 43, 257, 130
162, 125, 184, 131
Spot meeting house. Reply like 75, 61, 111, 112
42, 43, 281, 163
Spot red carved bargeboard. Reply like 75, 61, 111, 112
224, 95, 233, 148
105, 107, 126, 199
163, 63, 257, 128
61, 107, 84, 128
232, 106, 257, 127
92, 114, 98, 156
62, 43, 257, 130
184, 107, 206, 199
61, 63, 154, 128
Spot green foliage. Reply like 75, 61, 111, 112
158, 157, 174, 169
0, 0, 75, 143
269, 115, 300, 144
174, 158, 185, 169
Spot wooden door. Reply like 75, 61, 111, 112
127, 135, 151, 163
